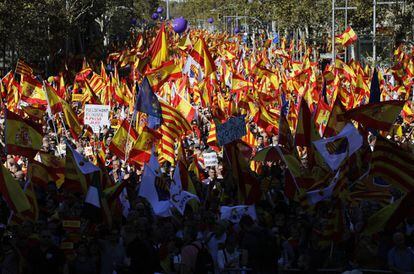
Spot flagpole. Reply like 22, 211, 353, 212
331, 0, 336, 63
43, 82, 61, 154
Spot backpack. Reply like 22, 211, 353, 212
191, 242, 215, 274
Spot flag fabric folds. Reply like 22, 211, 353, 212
313, 123, 363, 171
345, 100, 405, 131
371, 137, 414, 192
5, 110, 43, 158
0, 165, 31, 213
335, 26, 358, 47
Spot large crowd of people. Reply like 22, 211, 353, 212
0, 21, 414, 274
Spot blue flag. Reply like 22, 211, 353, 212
369, 69, 380, 103
135, 77, 162, 119
281, 93, 289, 116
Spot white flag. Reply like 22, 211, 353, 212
170, 164, 199, 215
306, 170, 340, 205
313, 123, 363, 171
220, 205, 257, 223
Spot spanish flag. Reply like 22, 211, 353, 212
129, 126, 158, 164
146, 60, 182, 91
189, 37, 216, 77
335, 26, 358, 47
295, 98, 312, 147
109, 119, 138, 160
0, 165, 30, 213
61, 100, 82, 140
5, 110, 43, 158
20, 75, 47, 106
45, 82, 63, 114
149, 23, 169, 68
345, 100, 405, 131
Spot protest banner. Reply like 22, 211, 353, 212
216, 115, 247, 146
84, 104, 110, 133
203, 152, 218, 167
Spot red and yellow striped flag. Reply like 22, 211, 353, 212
149, 23, 169, 68
15, 59, 33, 77
335, 26, 358, 47
371, 137, 414, 192
109, 119, 138, 161
146, 60, 182, 91
5, 110, 43, 158
158, 100, 192, 164
0, 165, 30, 213
190, 37, 216, 77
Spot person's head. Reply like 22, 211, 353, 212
393, 232, 405, 249
112, 159, 120, 170
257, 135, 264, 146
208, 168, 216, 180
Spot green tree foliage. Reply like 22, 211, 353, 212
0, 0, 159, 74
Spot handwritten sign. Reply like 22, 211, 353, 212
216, 116, 247, 146
203, 152, 218, 167
84, 146, 93, 157
84, 104, 110, 133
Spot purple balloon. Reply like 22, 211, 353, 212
156, 7, 164, 14
227, 18, 232, 23
234, 27, 240, 34
173, 17, 188, 34
207, 17, 214, 24
151, 13, 159, 20
130, 18, 137, 25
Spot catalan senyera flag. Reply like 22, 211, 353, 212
15, 59, 33, 77
5, 110, 43, 158
159, 99, 192, 164
189, 37, 216, 77
149, 23, 169, 68
146, 60, 182, 91
335, 26, 358, 47
371, 137, 414, 192
345, 100, 405, 131
129, 126, 158, 164
0, 165, 30, 213
207, 120, 220, 152
109, 119, 139, 161
45, 83, 63, 114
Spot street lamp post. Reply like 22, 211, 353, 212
166, 0, 170, 20
373, 1, 397, 67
